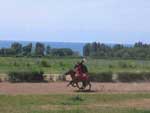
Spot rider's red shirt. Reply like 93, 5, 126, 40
75, 64, 88, 81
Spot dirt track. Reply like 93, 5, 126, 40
1, 82, 150, 95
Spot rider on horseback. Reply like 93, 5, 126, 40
65, 58, 91, 90
74, 58, 88, 81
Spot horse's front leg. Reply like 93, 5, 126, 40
72, 82, 77, 87
68, 81, 77, 87
67, 81, 71, 87
67, 81, 73, 87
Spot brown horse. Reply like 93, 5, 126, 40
64, 69, 91, 90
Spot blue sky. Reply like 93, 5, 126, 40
0, 0, 150, 43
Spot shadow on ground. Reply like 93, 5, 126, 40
75, 89, 98, 93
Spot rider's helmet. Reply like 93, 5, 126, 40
81, 58, 87, 63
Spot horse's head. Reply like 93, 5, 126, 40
63, 69, 76, 79
59, 69, 76, 81
64, 69, 75, 76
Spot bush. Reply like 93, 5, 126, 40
8, 70, 44, 82
13, 61, 19, 66
71, 95, 84, 102
40, 60, 50, 67
89, 72, 113, 82
26, 63, 30, 67
117, 72, 150, 82
118, 62, 128, 68
59, 62, 65, 67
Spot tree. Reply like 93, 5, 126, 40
35, 42, 45, 56
51, 48, 74, 56
83, 43, 90, 56
134, 42, 143, 48
113, 44, 124, 51
11, 42, 22, 54
22, 43, 32, 56
83, 42, 150, 59
0, 48, 15, 56
90, 42, 97, 56
46, 45, 51, 55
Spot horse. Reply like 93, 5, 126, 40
63, 69, 91, 90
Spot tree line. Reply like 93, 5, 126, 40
83, 42, 150, 59
0, 42, 79, 57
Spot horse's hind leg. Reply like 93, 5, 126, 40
89, 83, 91, 90
88, 81, 92, 91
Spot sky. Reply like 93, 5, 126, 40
0, 0, 150, 44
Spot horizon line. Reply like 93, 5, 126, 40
0, 39, 148, 45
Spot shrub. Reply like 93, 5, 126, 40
8, 70, 44, 82
118, 62, 128, 68
89, 72, 113, 82
108, 64, 113, 68
117, 72, 150, 82
40, 60, 50, 67
71, 95, 84, 102
59, 62, 65, 67
13, 61, 19, 66
26, 63, 30, 67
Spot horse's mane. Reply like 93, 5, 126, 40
65, 69, 75, 75
68, 69, 75, 73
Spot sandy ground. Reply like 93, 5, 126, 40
1, 82, 150, 95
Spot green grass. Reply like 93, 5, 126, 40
0, 93, 150, 113
0, 57, 150, 74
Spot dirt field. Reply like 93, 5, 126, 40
1, 82, 150, 95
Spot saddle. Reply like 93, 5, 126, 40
75, 73, 88, 81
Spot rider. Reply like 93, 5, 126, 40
74, 58, 88, 81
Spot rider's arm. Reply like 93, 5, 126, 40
84, 65, 88, 73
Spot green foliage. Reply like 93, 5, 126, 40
40, 60, 51, 67
0, 57, 150, 74
22, 43, 32, 56
13, 61, 19, 66
117, 72, 150, 82
0, 42, 78, 57
83, 43, 90, 56
71, 95, 84, 102
118, 62, 128, 68
26, 62, 31, 67
35, 42, 45, 56
61, 95, 84, 105
0, 48, 16, 56
11, 42, 22, 54
89, 72, 113, 82
90, 71, 150, 82
83, 42, 150, 59
8, 70, 44, 82
1, 57, 150, 83
0, 94, 150, 113
46, 45, 51, 55
51, 48, 74, 56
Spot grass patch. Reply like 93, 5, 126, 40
0, 93, 150, 113
1, 57, 150, 82
1, 57, 150, 74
